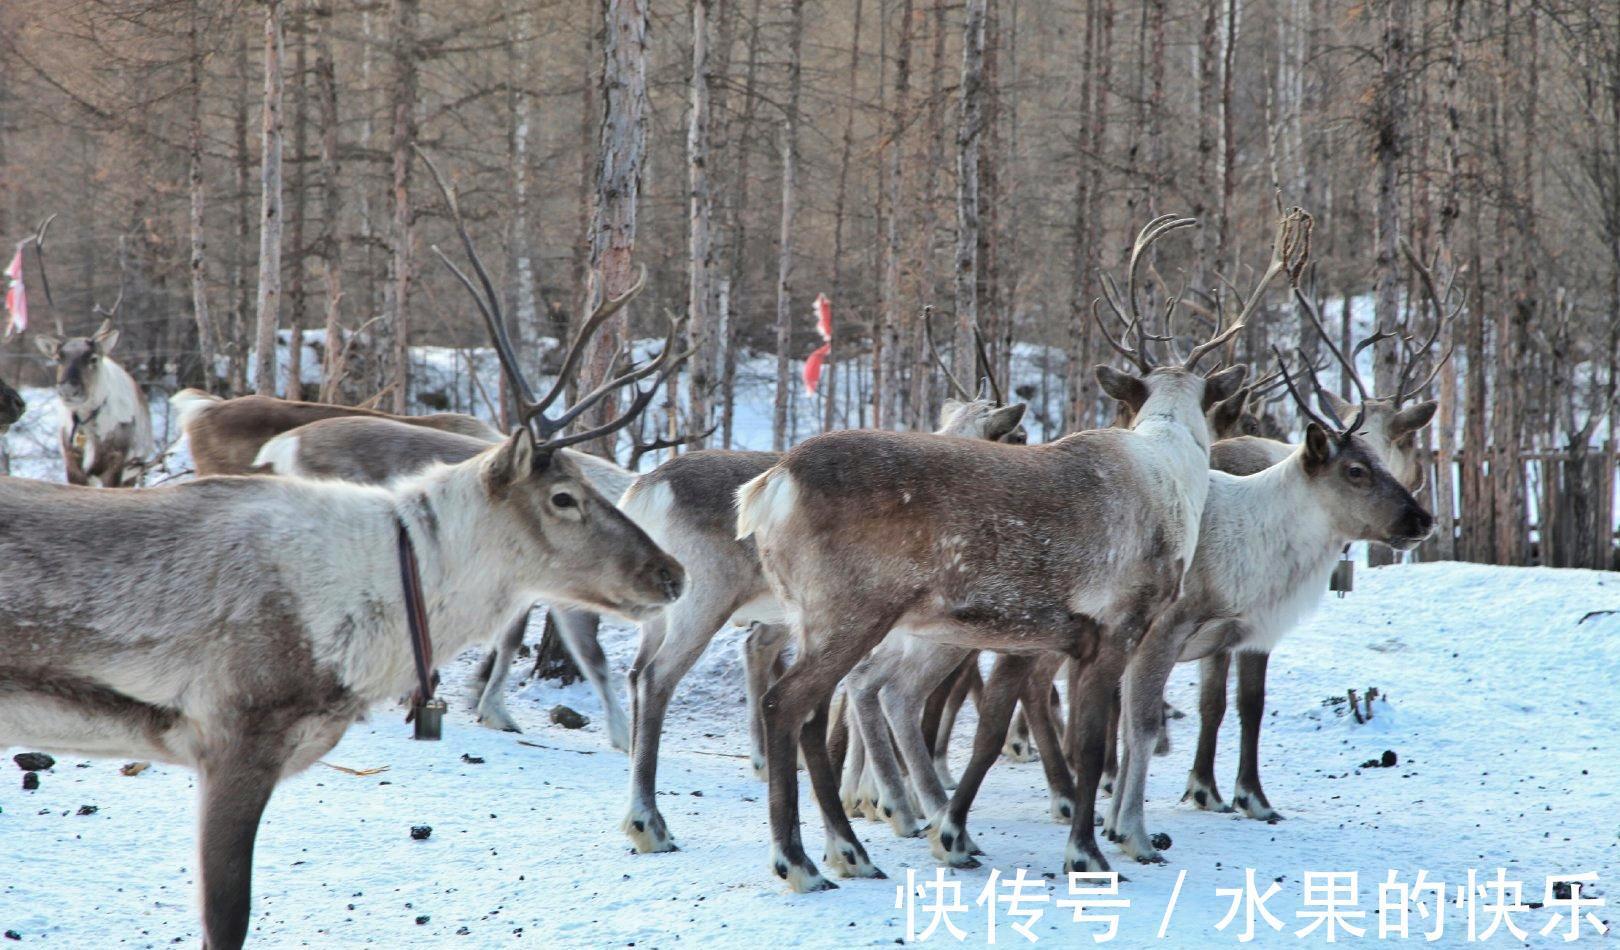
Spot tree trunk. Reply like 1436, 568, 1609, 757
386, 0, 419, 415
285, 1, 309, 402
187, 1, 219, 392
722, 0, 765, 448
827, 0, 865, 433
231, 23, 252, 395
583, 0, 651, 456
253, 0, 286, 398
687, 0, 716, 447
877, 0, 915, 430
954, 0, 986, 384
772, 0, 804, 451
312, 0, 347, 404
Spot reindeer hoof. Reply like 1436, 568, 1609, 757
1063, 842, 1112, 876
772, 850, 837, 893
824, 840, 886, 880
1050, 796, 1075, 823
622, 807, 677, 853
1183, 780, 1233, 814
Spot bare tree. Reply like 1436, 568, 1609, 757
187, 0, 219, 391
953, 0, 986, 383
772, 0, 804, 450
253, 0, 286, 397
688, 0, 716, 447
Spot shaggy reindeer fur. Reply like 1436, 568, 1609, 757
614, 397, 1028, 855
35, 321, 154, 487
0, 431, 683, 948
253, 415, 635, 742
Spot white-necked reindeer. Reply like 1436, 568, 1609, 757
35, 313, 154, 487
1178, 253, 1452, 821
0, 362, 685, 948
735, 214, 1299, 891
616, 380, 1027, 854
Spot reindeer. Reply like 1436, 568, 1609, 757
0, 375, 23, 436
616, 380, 1027, 855
733, 214, 1303, 891
0, 326, 685, 950
1179, 255, 1452, 821
835, 376, 1281, 845
925, 248, 1443, 872
34, 314, 154, 487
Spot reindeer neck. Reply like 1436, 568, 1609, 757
389, 463, 531, 670
1207, 448, 1345, 587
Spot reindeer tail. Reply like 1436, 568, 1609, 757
251, 432, 302, 476
169, 388, 222, 433
735, 466, 797, 541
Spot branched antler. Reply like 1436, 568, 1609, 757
1397, 238, 1463, 408
924, 306, 973, 400
1093, 214, 1197, 372
415, 145, 689, 451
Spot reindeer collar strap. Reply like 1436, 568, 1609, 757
395, 516, 445, 740
69, 402, 103, 443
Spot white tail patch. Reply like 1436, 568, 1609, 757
169, 388, 222, 433
619, 480, 676, 546
735, 467, 797, 541
252, 433, 302, 476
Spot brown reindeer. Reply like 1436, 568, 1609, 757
734, 215, 1304, 891
35, 316, 154, 487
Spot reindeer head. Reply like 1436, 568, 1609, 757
480, 428, 684, 620
1316, 392, 1436, 490
416, 146, 691, 622
1299, 423, 1434, 551
35, 319, 120, 410
0, 375, 24, 436
1275, 356, 1435, 551
938, 374, 1029, 444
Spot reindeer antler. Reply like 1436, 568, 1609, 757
1094, 215, 1196, 372
924, 306, 974, 400
1397, 238, 1462, 408
1191, 207, 1312, 371
415, 145, 689, 452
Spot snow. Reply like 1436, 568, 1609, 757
4, 562, 1617, 947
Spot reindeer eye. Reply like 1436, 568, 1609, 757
1345, 464, 1369, 482
550, 491, 577, 509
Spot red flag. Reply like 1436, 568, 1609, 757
813, 293, 832, 341
803, 342, 831, 395
4, 247, 26, 337
804, 293, 834, 394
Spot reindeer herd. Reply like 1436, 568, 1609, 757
0, 200, 1454, 947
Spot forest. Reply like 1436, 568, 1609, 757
2, 0, 1617, 568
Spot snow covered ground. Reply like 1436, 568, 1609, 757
3, 562, 1616, 947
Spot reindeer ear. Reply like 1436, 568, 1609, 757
487, 428, 538, 488
1303, 422, 1334, 469
1391, 400, 1438, 436
93, 320, 120, 354
1095, 365, 1149, 413
34, 335, 60, 358
1200, 365, 1247, 409
1208, 388, 1250, 441
984, 403, 1027, 442
1317, 389, 1354, 426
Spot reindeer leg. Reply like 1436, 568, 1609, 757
1183, 652, 1233, 812
847, 656, 925, 838
1108, 607, 1184, 864
1064, 642, 1125, 876
1233, 651, 1282, 822
742, 621, 790, 780
1022, 653, 1076, 822
930, 652, 1033, 869
803, 695, 886, 881
473, 610, 529, 733
837, 694, 872, 818
197, 748, 282, 950
880, 644, 969, 833
930, 655, 979, 790
763, 609, 899, 893
1099, 688, 1121, 797
623, 592, 735, 853
553, 609, 628, 753
1002, 704, 1036, 762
